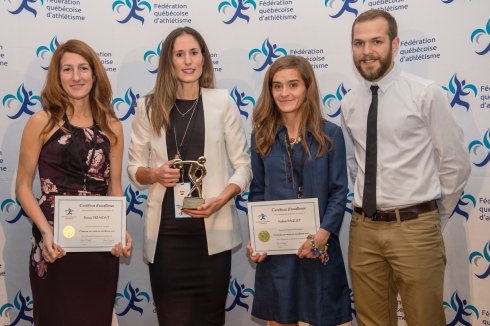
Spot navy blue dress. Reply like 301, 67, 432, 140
249, 121, 352, 325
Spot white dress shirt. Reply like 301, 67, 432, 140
341, 65, 471, 221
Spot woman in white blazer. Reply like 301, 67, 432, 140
127, 27, 251, 326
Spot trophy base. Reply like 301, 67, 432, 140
182, 197, 205, 210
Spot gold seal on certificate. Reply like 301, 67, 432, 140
62, 226, 76, 239
248, 198, 320, 255
258, 230, 270, 242
53, 196, 126, 252
173, 156, 206, 209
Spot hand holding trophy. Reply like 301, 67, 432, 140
172, 156, 207, 209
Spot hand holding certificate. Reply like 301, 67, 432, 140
247, 198, 320, 255
54, 196, 126, 252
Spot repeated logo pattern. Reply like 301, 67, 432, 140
235, 191, 249, 214
470, 18, 490, 55
36, 36, 60, 70
225, 277, 255, 312
124, 184, 147, 218
323, 83, 350, 118
0, 290, 34, 326
1, 197, 29, 224
112, 0, 151, 24
113, 88, 140, 121
345, 190, 354, 215
143, 41, 163, 74
468, 129, 490, 167
115, 281, 151, 316
469, 241, 490, 279
8, 0, 43, 17
349, 288, 356, 318
2, 84, 41, 119
444, 291, 479, 325
442, 74, 477, 111
324, 0, 364, 18
218, 0, 256, 24
249, 38, 286, 71
230, 87, 255, 120
450, 192, 476, 221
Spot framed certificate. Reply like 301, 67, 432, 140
247, 198, 320, 255
54, 196, 126, 252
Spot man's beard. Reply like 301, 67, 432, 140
354, 47, 393, 82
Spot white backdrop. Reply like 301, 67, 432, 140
1, 0, 489, 325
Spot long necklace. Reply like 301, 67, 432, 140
65, 116, 98, 194
173, 97, 199, 160
174, 96, 199, 117
285, 129, 306, 199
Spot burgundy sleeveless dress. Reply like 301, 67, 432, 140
29, 120, 119, 326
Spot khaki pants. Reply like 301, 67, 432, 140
349, 209, 446, 326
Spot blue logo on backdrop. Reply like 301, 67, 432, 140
225, 277, 255, 312
324, 0, 364, 18
349, 288, 356, 318
323, 83, 350, 118
470, 19, 490, 55
442, 74, 477, 111
115, 282, 151, 316
143, 41, 163, 74
249, 38, 286, 71
36, 36, 60, 70
444, 291, 479, 325
124, 185, 147, 218
8, 0, 44, 17
230, 87, 255, 119
235, 191, 249, 214
113, 88, 140, 121
345, 190, 354, 215
469, 241, 490, 279
1, 197, 29, 224
450, 192, 476, 221
3, 84, 41, 119
218, 0, 256, 24
0, 290, 34, 325
112, 0, 151, 24
468, 129, 490, 167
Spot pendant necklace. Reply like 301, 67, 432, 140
174, 96, 199, 117
173, 93, 200, 181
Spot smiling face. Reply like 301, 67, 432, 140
352, 17, 399, 82
172, 33, 204, 89
271, 68, 307, 117
59, 52, 94, 104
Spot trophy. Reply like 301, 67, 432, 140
172, 156, 207, 209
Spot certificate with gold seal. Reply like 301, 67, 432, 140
247, 198, 320, 255
54, 196, 126, 252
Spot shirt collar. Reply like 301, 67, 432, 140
362, 64, 401, 93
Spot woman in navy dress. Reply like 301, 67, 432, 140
16, 39, 131, 326
247, 55, 352, 326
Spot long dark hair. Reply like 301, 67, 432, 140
145, 26, 215, 136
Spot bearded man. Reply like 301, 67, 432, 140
341, 9, 471, 326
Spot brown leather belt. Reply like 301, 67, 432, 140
353, 200, 438, 222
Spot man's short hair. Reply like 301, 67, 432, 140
351, 9, 398, 42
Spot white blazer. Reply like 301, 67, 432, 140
127, 88, 252, 263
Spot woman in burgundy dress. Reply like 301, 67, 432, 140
15, 39, 131, 326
